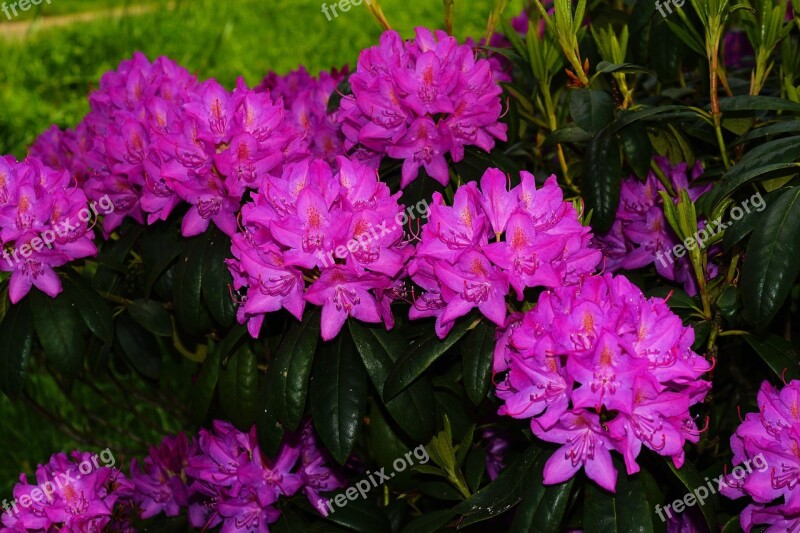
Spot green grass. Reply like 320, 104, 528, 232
0, 0, 513, 157
0, 0, 520, 500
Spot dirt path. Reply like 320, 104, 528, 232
0, 3, 173, 40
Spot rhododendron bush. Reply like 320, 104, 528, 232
2, 0, 800, 531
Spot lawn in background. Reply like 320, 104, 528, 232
0, 0, 515, 157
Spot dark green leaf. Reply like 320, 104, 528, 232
709, 136, 800, 207
583, 467, 655, 533
544, 126, 593, 146
585, 131, 623, 234
383, 318, 472, 400
269, 309, 320, 431
349, 321, 436, 442
461, 320, 494, 405
454, 447, 541, 527
610, 106, 696, 134
128, 299, 172, 337
723, 191, 775, 251
717, 96, 800, 113
721, 515, 743, 533
569, 89, 615, 134
743, 333, 800, 380
741, 187, 800, 327
733, 120, 800, 145
173, 236, 211, 334
219, 344, 260, 430
621, 122, 654, 180
141, 220, 182, 296
202, 228, 235, 327
30, 290, 85, 379
400, 509, 457, 533
0, 300, 32, 398
92, 225, 144, 293
115, 312, 161, 380
310, 331, 367, 463
62, 269, 113, 344
645, 287, 700, 311
191, 326, 247, 423
666, 459, 718, 531
454, 147, 521, 183
327, 79, 351, 114
595, 61, 652, 75
324, 495, 392, 533
511, 454, 572, 533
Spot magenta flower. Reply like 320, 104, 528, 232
340, 27, 507, 187
228, 156, 412, 340
1, 450, 132, 532
130, 433, 193, 519
0, 157, 98, 303
294, 420, 346, 515
493, 273, 711, 491
257, 66, 349, 163
721, 380, 800, 532
411, 168, 600, 338
532, 411, 619, 492
596, 157, 718, 296
305, 266, 393, 341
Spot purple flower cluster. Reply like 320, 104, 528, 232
597, 157, 715, 295
129, 433, 192, 519
186, 420, 343, 531
257, 66, 350, 163
1, 421, 342, 533
721, 380, 800, 532
227, 156, 413, 340
339, 28, 507, 187
0, 156, 97, 303
410, 168, 601, 338
31, 52, 300, 238
493, 273, 712, 491
1, 451, 133, 532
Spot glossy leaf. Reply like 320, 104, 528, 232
219, 344, 260, 430
569, 89, 614, 134
269, 310, 320, 431
191, 326, 247, 423
128, 299, 172, 337
583, 467, 655, 533
510, 454, 573, 533
666, 459, 718, 531
454, 447, 541, 527
30, 290, 86, 379
62, 269, 113, 344
310, 331, 367, 464
202, 227, 235, 327
744, 333, 800, 380
584, 131, 623, 234
461, 320, 494, 405
620, 121, 653, 180
349, 321, 436, 442
741, 186, 800, 327
383, 318, 472, 400
0, 300, 32, 399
